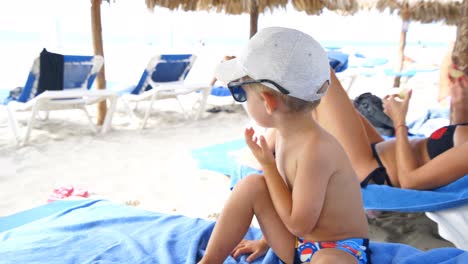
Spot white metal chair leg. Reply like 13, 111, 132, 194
80, 106, 98, 133
5, 105, 21, 144
141, 90, 158, 129
134, 102, 139, 112
121, 97, 139, 127
101, 95, 117, 133
34, 111, 49, 121
22, 104, 40, 145
175, 96, 189, 119
195, 87, 211, 120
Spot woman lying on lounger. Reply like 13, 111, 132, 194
311, 70, 468, 190
239, 69, 468, 190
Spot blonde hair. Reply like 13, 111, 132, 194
246, 77, 328, 113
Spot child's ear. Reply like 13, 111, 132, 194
260, 91, 278, 114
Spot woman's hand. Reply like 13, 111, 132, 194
244, 127, 276, 170
450, 75, 468, 123
382, 89, 412, 125
231, 239, 269, 263
451, 76, 467, 109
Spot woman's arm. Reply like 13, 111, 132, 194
210, 55, 237, 86
383, 91, 420, 186
401, 77, 468, 189
384, 88, 468, 189
393, 125, 420, 188
400, 142, 468, 189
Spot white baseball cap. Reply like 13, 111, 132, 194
215, 27, 330, 102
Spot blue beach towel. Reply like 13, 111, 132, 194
362, 177, 468, 212
191, 139, 261, 189
191, 139, 246, 177
1, 199, 466, 263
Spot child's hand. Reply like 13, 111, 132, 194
231, 239, 269, 262
382, 89, 412, 125
244, 127, 275, 170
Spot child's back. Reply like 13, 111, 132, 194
274, 125, 368, 241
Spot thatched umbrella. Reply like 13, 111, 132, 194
145, 0, 359, 38
145, 0, 289, 38
293, 0, 359, 15
361, 0, 463, 87
91, 0, 108, 124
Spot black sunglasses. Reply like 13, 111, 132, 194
226, 79, 290, 103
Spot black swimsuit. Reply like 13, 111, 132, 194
426, 123, 468, 159
360, 143, 393, 187
361, 123, 468, 187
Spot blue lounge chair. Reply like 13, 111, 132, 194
119, 54, 211, 129
341, 53, 390, 93
3, 50, 117, 145
327, 50, 349, 73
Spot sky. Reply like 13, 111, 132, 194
0, 0, 458, 89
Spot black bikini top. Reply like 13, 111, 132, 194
426, 123, 468, 159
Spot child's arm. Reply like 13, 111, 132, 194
244, 128, 331, 236
286, 151, 332, 235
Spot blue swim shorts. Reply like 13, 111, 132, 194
281, 237, 371, 264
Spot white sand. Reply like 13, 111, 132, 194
0, 50, 456, 250
0, 99, 247, 219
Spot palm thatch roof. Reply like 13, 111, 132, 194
293, 0, 359, 15
145, 0, 359, 15
360, 0, 463, 25
145, 0, 288, 14
144, 0, 360, 38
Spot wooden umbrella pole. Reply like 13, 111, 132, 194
394, 5, 411, 88
91, 0, 107, 125
250, 0, 259, 38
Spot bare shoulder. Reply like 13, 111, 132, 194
308, 129, 346, 157
299, 130, 346, 172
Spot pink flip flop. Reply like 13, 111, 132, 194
47, 186, 89, 202
47, 186, 73, 202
